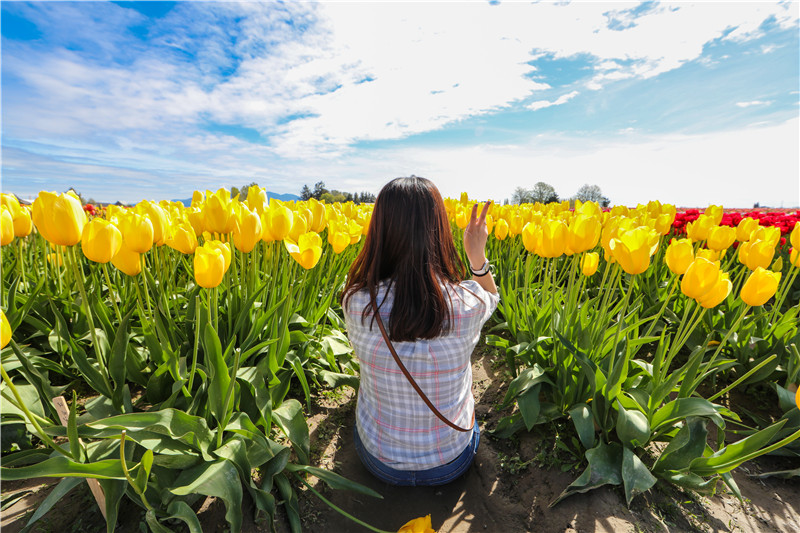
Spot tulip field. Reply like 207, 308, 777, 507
1, 188, 799, 532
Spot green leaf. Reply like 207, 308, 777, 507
133, 449, 154, 494
67, 392, 84, 463
273, 399, 310, 465
621, 446, 656, 506
689, 420, 787, 476
317, 370, 360, 391
654, 417, 708, 473
568, 403, 596, 450
203, 323, 231, 426
21, 477, 82, 532
1, 456, 125, 480
650, 398, 727, 433
550, 441, 623, 507
501, 364, 550, 407
517, 384, 542, 431
97, 479, 126, 533
616, 403, 650, 448
170, 459, 243, 533
286, 464, 383, 499
110, 309, 135, 410
275, 472, 301, 533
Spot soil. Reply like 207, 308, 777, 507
2, 344, 799, 533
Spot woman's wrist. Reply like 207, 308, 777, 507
467, 255, 487, 270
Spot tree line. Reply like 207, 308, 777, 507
299, 181, 376, 204
511, 182, 610, 207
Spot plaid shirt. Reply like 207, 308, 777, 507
344, 280, 499, 471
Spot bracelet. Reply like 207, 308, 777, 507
470, 259, 491, 276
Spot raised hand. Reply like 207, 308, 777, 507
463, 200, 491, 270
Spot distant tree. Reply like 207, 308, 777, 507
312, 181, 329, 200
358, 191, 376, 204
230, 186, 240, 200
574, 184, 611, 207
300, 185, 312, 201
239, 181, 259, 201
531, 182, 559, 204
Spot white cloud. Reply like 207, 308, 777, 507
527, 91, 580, 111
736, 100, 774, 108
3, 1, 797, 159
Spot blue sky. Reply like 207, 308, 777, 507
2, 1, 798, 207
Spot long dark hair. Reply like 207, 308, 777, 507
341, 176, 467, 342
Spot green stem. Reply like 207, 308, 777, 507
68, 247, 109, 376
187, 294, 201, 393
292, 474, 395, 533
120, 431, 152, 511
102, 263, 122, 323
217, 347, 242, 449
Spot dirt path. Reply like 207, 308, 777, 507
3, 344, 799, 533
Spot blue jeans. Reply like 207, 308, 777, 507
353, 423, 480, 486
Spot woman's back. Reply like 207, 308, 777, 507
345, 279, 498, 470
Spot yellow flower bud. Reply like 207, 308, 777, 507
736, 217, 759, 243
791, 222, 800, 250
307, 198, 327, 233
111, 242, 142, 277
704, 205, 723, 225
166, 220, 198, 255
81, 219, 123, 263
31, 191, 87, 246
1, 309, 11, 349
245, 186, 267, 214
581, 252, 599, 276
740, 267, 781, 307
285, 232, 322, 269
1, 207, 13, 246
205, 240, 231, 273
790, 248, 800, 268
194, 242, 226, 288
609, 226, 659, 275
521, 222, 540, 254
204, 188, 236, 234
665, 238, 694, 276
136, 201, 169, 246
540, 219, 568, 258
232, 206, 262, 253
118, 212, 154, 254
743, 240, 775, 271
696, 248, 721, 264
269, 203, 294, 241
681, 257, 721, 300
706, 225, 736, 252
494, 218, 509, 241
568, 214, 601, 254
398, 514, 436, 533
697, 273, 731, 309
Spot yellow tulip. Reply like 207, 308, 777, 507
540, 219, 568, 258
347, 219, 363, 245
791, 222, 800, 250
204, 188, 236, 234
191, 190, 205, 207
111, 242, 142, 277
743, 240, 775, 271
704, 204, 723, 225
1, 207, 13, 246
245, 186, 267, 214
269, 202, 294, 241
327, 221, 351, 254
790, 248, 800, 268
485, 213, 494, 235
521, 222, 540, 254
581, 252, 599, 276
288, 211, 308, 243
205, 240, 231, 273
194, 242, 226, 288
455, 207, 469, 230
307, 198, 327, 232
740, 267, 781, 306
494, 218, 509, 240
665, 238, 694, 276
31, 191, 87, 246
796, 385, 800, 411
285, 232, 322, 269
185, 207, 205, 236
609, 226, 659, 275
136, 201, 169, 246
568, 214, 601, 254
698, 273, 731, 309
706, 225, 736, 252
508, 213, 524, 237
47, 252, 64, 267
751, 226, 780, 247
685, 215, 715, 242
681, 257, 721, 300
118, 212, 154, 254
1, 309, 10, 349
398, 514, 436, 533
166, 220, 198, 255
81, 219, 123, 263
232, 207, 262, 253
654, 212, 674, 235
696, 248, 722, 263
736, 217, 759, 242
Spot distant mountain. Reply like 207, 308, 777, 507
171, 191, 300, 206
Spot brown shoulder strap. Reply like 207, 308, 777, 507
373, 311, 474, 433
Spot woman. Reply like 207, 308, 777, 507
342, 176, 498, 486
